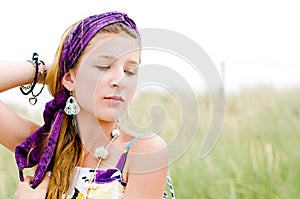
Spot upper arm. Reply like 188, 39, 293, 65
0, 100, 39, 151
124, 135, 169, 199
124, 167, 168, 199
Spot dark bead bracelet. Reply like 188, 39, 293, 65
20, 52, 47, 105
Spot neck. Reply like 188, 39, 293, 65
75, 110, 117, 153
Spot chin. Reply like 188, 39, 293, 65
94, 110, 124, 122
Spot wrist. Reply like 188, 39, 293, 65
20, 53, 47, 105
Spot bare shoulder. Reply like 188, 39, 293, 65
123, 133, 169, 198
131, 133, 167, 153
126, 133, 168, 173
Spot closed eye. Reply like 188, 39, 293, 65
124, 69, 136, 76
124, 69, 138, 76
96, 65, 111, 71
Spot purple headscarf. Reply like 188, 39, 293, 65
15, 11, 140, 188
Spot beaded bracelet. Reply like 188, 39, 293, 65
20, 52, 47, 105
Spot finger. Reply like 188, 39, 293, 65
37, 171, 51, 191
24, 176, 34, 184
16, 176, 33, 189
15, 176, 33, 197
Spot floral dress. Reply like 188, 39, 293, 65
65, 136, 176, 199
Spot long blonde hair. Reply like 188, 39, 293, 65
44, 22, 140, 198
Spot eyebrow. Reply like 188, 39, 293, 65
98, 55, 139, 65
97, 55, 115, 60
126, 60, 139, 66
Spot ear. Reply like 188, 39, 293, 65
61, 70, 76, 91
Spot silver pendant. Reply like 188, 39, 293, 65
94, 146, 109, 159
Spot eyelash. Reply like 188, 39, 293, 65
96, 66, 136, 76
124, 69, 136, 76
97, 65, 110, 70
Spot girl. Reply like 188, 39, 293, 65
0, 11, 170, 198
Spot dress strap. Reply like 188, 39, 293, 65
163, 171, 176, 198
116, 136, 139, 172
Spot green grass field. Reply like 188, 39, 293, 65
0, 86, 299, 198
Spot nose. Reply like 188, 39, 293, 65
110, 68, 126, 88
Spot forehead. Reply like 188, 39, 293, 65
81, 32, 140, 61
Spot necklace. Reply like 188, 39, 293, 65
73, 115, 120, 160
93, 127, 120, 159
88, 123, 120, 184
71, 116, 121, 197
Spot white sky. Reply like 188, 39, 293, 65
0, 0, 299, 97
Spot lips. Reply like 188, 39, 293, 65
103, 96, 124, 102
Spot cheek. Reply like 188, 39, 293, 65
74, 69, 103, 110
125, 72, 138, 86
125, 77, 138, 102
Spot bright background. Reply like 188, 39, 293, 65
0, 1, 300, 198
0, 0, 299, 92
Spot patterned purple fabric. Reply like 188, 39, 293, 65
60, 11, 139, 79
116, 152, 128, 171
95, 169, 123, 184
14, 11, 139, 188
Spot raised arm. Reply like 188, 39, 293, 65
0, 61, 42, 151
0, 61, 36, 92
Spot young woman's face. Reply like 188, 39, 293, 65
73, 32, 140, 122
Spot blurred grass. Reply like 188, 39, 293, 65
1, 86, 300, 198
168, 86, 300, 198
